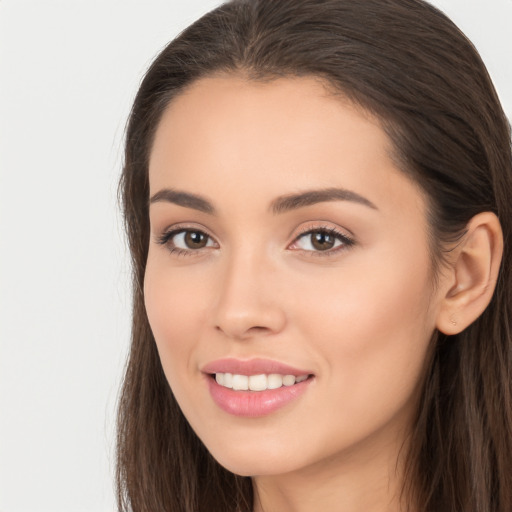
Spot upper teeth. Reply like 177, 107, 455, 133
215, 373, 308, 391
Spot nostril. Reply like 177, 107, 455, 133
213, 303, 287, 340
214, 324, 270, 339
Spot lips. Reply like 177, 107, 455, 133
202, 357, 312, 376
202, 358, 314, 417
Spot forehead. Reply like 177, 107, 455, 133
148, 74, 425, 220
150, 74, 387, 163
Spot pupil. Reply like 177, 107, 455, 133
312, 232, 334, 251
185, 231, 207, 248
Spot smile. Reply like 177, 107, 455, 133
214, 372, 309, 391
202, 359, 314, 417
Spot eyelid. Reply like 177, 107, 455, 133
154, 221, 355, 257
293, 222, 355, 239
154, 223, 219, 255
288, 223, 356, 255
154, 222, 215, 239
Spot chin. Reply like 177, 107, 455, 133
201, 435, 309, 477
214, 454, 294, 478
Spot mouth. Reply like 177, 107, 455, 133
211, 372, 310, 391
202, 359, 314, 417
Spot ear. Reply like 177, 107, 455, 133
436, 212, 503, 335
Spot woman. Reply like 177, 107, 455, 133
116, 0, 512, 510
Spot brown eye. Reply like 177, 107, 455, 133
158, 229, 216, 253
310, 231, 336, 251
291, 228, 354, 254
184, 230, 209, 249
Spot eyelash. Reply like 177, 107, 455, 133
155, 224, 355, 258
155, 226, 216, 257
291, 225, 355, 257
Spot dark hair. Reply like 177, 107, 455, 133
117, 0, 512, 510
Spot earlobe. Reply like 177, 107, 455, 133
436, 212, 503, 335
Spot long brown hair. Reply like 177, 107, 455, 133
117, 1, 512, 510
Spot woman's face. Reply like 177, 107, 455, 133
145, 75, 446, 478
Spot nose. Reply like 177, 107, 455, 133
212, 250, 287, 340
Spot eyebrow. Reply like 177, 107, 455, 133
149, 187, 377, 215
270, 187, 378, 214
149, 189, 215, 214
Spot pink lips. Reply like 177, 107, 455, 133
202, 358, 313, 418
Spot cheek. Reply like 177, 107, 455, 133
317, 270, 431, 351
143, 253, 211, 379
292, 249, 435, 418
297, 244, 433, 332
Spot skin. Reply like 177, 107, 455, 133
144, 75, 497, 512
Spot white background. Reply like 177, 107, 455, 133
0, 1, 510, 511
